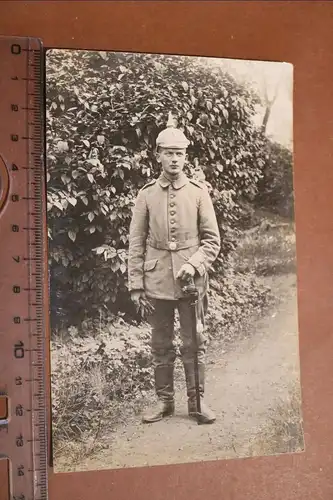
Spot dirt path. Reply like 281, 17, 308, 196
62, 273, 302, 472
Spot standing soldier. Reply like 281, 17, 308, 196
128, 116, 221, 424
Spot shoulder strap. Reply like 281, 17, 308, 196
141, 179, 157, 191
189, 178, 204, 189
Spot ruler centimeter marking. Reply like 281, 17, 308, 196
0, 37, 48, 500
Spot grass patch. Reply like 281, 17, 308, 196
233, 217, 296, 276
247, 382, 304, 457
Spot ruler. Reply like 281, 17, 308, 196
0, 36, 48, 500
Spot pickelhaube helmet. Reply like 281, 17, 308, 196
156, 112, 190, 149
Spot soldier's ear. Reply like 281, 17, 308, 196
156, 149, 162, 163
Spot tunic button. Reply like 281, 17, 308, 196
171, 236, 176, 241
171, 227, 176, 233
170, 194, 175, 198
170, 219, 175, 224
170, 211, 175, 216
170, 202, 175, 207
169, 242, 177, 250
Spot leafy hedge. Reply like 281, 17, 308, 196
46, 50, 269, 329
255, 140, 294, 218
51, 318, 153, 441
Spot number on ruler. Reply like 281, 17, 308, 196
17, 465, 25, 477
15, 376, 23, 386
12, 163, 19, 171
12, 224, 19, 232
16, 434, 24, 447
11, 104, 19, 112
12, 194, 19, 202
14, 341, 25, 359
15, 405, 24, 417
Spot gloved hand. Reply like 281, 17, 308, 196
130, 289, 155, 318
176, 263, 196, 282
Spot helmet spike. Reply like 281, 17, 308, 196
166, 111, 177, 128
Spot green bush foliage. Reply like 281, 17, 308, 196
255, 140, 294, 218
46, 49, 269, 328
51, 317, 154, 441
207, 266, 272, 343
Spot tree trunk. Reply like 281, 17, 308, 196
261, 104, 272, 134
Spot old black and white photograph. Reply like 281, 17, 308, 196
46, 49, 303, 472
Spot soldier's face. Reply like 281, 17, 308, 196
157, 148, 187, 176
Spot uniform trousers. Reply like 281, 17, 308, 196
147, 295, 208, 402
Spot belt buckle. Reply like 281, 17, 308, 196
169, 241, 177, 251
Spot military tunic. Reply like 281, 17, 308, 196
128, 172, 221, 300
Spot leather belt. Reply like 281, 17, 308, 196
147, 236, 199, 251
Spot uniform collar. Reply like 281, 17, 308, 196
158, 172, 189, 190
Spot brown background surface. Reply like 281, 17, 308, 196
1, 1, 333, 499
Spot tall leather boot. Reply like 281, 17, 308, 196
142, 364, 175, 423
183, 362, 216, 424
